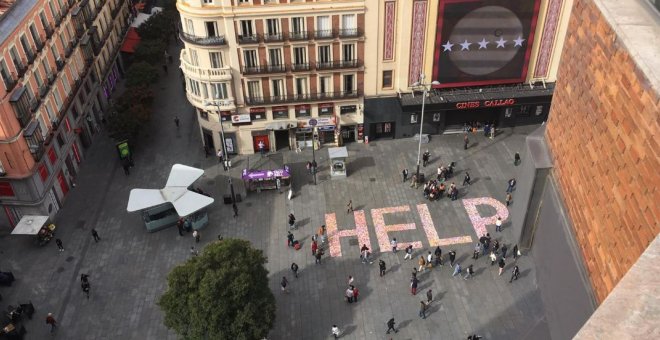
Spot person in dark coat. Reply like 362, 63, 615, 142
290, 262, 299, 278
386, 318, 398, 334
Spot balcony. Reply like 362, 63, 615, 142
38, 83, 50, 98
288, 31, 309, 41
244, 90, 362, 105
15, 60, 28, 77
290, 63, 311, 72
314, 30, 336, 40
25, 49, 36, 64
180, 51, 232, 82
263, 33, 284, 42
241, 64, 286, 75
45, 26, 54, 40
47, 72, 56, 85
56, 57, 65, 71
338, 28, 362, 38
35, 38, 45, 52
315, 59, 362, 70
65, 38, 77, 57
179, 32, 226, 46
54, 12, 62, 26
29, 97, 40, 113
237, 34, 259, 44
2, 74, 18, 92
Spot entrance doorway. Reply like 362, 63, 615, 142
341, 125, 356, 143
202, 128, 215, 152
372, 122, 395, 139
252, 135, 270, 153
57, 171, 69, 197
65, 155, 77, 178
274, 130, 289, 150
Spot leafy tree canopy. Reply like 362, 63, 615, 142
125, 62, 159, 88
158, 239, 276, 340
133, 39, 167, 65
137, 11, 177, 42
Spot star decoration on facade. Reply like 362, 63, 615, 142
477, 38, 489, 49
460, 39, 472, 51
496, 37, 507, 48
442, 40, 454, 52
513, 36, 525, 47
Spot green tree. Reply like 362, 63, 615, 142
133, 39, 166, 65
158, 239, 276, 340
137, 11, 176, 42
125, 62, 159, 87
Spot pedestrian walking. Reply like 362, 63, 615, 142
404, 245, 413, 260
331, 325, 341, 338
463, 172, 471, 186
509, 265, 520, 283
501, 244, 508, 259
498, 258, 506, 276
91, 228, 100, 242
434, 246, 443, 266
232, 203, 238, 217
352, 285, 360, 302
468, 334, 483, 340
287, 231, 295, 247
419, 301, 427, 319
379, 259, 386, 277
386, 318, 398, 334
190, 246, 198, 256
495, 216, 503, 232
422, 150, 430, 167
177, 219, 184, 236
391, 238, 398, 253
505, 193, 512, 206
347, 275, 354, 286
291, 262, 299, 278
410, 174, 418, 188
288, 213, 296, 230
258, 140, 266, 156
426, 289, 433, 303
490, 251, 497, 265
80, 274, 90, 299
174, 116, 180, 128
418, 256, 426, 272
55, 238, 64, 252
449, 250, 457, 267
217, 149, 224, 164
346, 200, 354, 214
411, 276, 419, 295
46, 313, 57, 333
514, 152, 521, 165
464, 133, 469, 150
315, 249, 324, 264
472, 243, 481, 260
345, 287, 354, 303
463, 264, 474, 280
493, 240, 500, 254
318, 224, 327, 244
506, 178, 517, 193
280, 276, 288, 293
193, 230, 200, 243
513, 244, 519, 260
452, 263, 462, 277
311, 240, 318, 256
122, 158, 130, 175
402, 169, 409, 182
427, 251, 433, 269
360, 244, 372, 264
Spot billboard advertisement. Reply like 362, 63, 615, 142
432, 0, 542, 88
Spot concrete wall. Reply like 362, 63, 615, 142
545, 0, 660, 303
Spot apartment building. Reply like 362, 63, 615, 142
177, 0, 365, 155
0, 0, 132, 228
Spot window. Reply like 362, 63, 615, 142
200, 82, 208, 98
295, 77, 308, 96
29, 24, 41, 47
342, 43, 355, 61
271, 79, 284, 99
269, 48, 282, 66
185, 18, 194, 35
45, 101, 56, 122
318, 45, 331, 66
240, 20, 254, 37
47, 148, 57, 165
53, 88, 63, 110
243, 50, 257, 68
189, 49, 199, 66
316, 16, 331, 37
9, 47, 22, 71
61, 74, 71, 94
247, 80, 261, 98
209, 52, 222, 68
211, 83, 228, 99
291, 17, 305, 37
39, 11, 49, 31
56, 133, 65, 149
319, 76, 331, 96
203, 0, 213, 3
382, 70, 393, 88
205, 21, 218, 37
20, 35, 33, 58
342, 14, 356, 30
1, 59, 12, 89
187, 78, 201, 96
266, 19, 279, 36
293, 47, 306, 65
0, 182, 15, 197
238, 0, 249, 3
34, 67, 44, 87
343, 74, 355, 94
519, 105, 531, 117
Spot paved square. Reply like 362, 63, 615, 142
0, 45, 549, 339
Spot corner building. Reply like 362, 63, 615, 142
177, 0, 365, 155
0, 0, 132, 228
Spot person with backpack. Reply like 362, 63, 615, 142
288, 213, 296, 230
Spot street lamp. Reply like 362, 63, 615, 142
204, 99, 236, 204
411, 74, 440, 184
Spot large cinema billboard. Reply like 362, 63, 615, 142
432, 0, 541, 88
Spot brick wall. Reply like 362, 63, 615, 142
545, 0, 660, 303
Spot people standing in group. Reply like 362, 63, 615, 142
280, 276, 288, 293
404, 245, 414, 260
495, 216, 503, 232
498, 258, 506, 276
386, 318, 398, 334
493, 240, 500, 255
360, 244, 373, 264
402, 169, 409, 182
318, 225, 327, 244
347, 275, 354, 286
291, 262, 299, 278
510, 265, 520, 283
449, 250, 457, 267
351, 285, 360, 302
379, 260, 387, 277
91, 229, 100, 242
55, 238, 64, 252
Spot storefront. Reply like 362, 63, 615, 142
339, 105, 358, 143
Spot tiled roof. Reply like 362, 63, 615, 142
0, 0, 17, 17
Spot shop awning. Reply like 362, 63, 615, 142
120, 27, 141, 53
12, 215, 49, 235
264, 121, 296, 130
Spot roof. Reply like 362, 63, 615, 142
399, 83, 555, 107
11, 215, 49, 235
0, 0, 17, 17
328, 147, 348, 159
0, 0, 37, 45
120, 27, 140, 53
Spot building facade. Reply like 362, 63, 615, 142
177, 0, 365, 155
0, 0, 132, 229
362, 0, 574, 139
